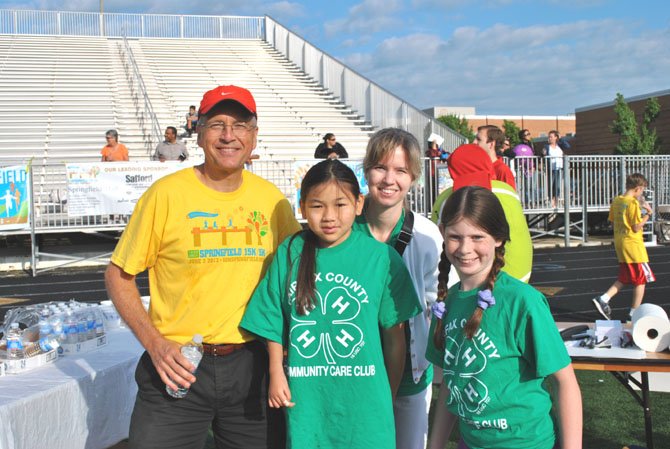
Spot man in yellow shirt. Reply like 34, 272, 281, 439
105, 85, 300, 449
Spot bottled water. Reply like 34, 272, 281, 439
6, 323, 24, 359
166, 334, 204, 399
94, 308, 105, 337
76, 308, 88, 342
85, 308, 96, 340
64, 311, 79, 345
38, 319, 56, 352
49, 312, 65, 345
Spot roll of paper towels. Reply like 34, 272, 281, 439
631, 303, 670, 352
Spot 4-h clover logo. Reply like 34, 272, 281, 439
443, 335, 490, 415
290, 286, 364, 365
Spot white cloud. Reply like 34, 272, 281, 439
323, 0, 404, 38
339, 19, 670, 115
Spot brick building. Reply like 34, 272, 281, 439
464, 115, 575, 140
423, 107, 575, 142
575, 89, 670, 155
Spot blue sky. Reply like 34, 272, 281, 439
2, 0, 668, 115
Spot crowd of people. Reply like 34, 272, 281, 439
100, 84, 656, 449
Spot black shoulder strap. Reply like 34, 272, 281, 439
394, 210, 414, 256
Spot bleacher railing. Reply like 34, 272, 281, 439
263, 16, 467, 152
119, 34, 162, 154
0, 10, 264, 39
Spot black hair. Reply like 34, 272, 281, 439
289, 159, 361, 315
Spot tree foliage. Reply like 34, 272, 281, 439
610, 93, 661, 155
437, 114, 475, 143
502, 119, 522, 147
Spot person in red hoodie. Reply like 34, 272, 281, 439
431, 144, 532, 282
474, 125, 516, 190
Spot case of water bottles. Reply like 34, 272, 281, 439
0, 300, 108, 375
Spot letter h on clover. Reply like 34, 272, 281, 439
444, 336, 490, 415
290, 286, 364, 365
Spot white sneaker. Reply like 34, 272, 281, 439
592, 297, 612, 320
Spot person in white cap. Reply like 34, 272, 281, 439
105, 85, 300, 449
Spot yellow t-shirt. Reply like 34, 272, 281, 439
609, 195, 648, 263
111, 168, 301, 344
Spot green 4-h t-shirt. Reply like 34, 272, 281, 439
425, 272, 570, 449
241, 230, 422, 449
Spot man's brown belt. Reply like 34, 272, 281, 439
202, 342, 247, 356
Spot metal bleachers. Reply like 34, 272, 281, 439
133, 38, 373, 159
0, 35, 116, 163
0, 34, 374, 164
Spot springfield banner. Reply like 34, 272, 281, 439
0, 165, 30, 231
66, 162, 190, 216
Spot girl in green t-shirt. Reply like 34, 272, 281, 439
427, 186, 583, 449
241, 159, 422, 449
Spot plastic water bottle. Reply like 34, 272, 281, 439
94, 308, 105, 338
38, 319, 55, 352
49, 311, 65, 345
76, 308, 88, 342
64, 311, 79, 344
6, 323, 24, 359
85, 308, 96, 340
166, 334, 204, 399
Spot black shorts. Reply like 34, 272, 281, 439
128, 341, 285, 449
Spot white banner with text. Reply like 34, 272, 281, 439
65, 161, 193, 216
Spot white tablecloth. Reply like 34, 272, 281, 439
0, 329, 144, 449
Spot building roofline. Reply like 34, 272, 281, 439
463, 114, 574, 120
576, 89, 670, 113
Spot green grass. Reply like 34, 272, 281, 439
201, 370, 670, 449
578, 370, 670, 449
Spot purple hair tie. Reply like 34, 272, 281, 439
477, 289, 495, 310
431, 301, 446, 319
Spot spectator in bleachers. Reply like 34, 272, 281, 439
314, 133, 348, 159
153, 126, 188, 162
100, 129, 129, 162
185, 105, 198, 137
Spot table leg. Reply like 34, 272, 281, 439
610, 371, 654, 449
641, 372, 653, 449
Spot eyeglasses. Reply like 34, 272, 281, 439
524, 133, 531, 137
203, 121, 256, 136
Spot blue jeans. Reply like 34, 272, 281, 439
551, 168, 563, 200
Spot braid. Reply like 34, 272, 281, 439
485, 246, 505, 291
437, 242, 450, 301
464, 245, 506, 339
284, 230, 301, 299
432, 244, 451, 350
295, 230, 318, 315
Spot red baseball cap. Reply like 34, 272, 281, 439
198, 85, 257, 117
447, 144, 495, 191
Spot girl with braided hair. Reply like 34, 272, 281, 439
426, 186, 582, 449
